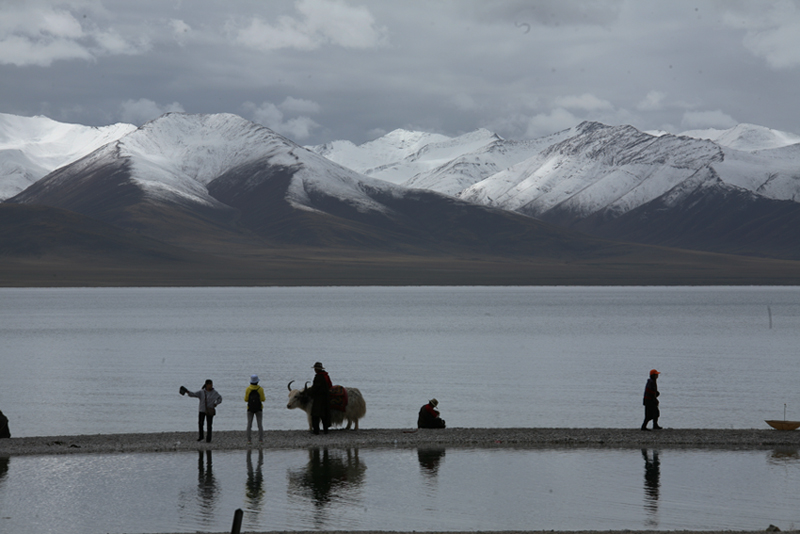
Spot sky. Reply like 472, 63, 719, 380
2, 0, 800, 145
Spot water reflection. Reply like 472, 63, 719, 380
0, 456, 8, 483
196, 450, 218, 523
418, 448, 446, 478
287, 448, 366, 528
768, 448, 799, 464
641, 449, 660, 526
244, 449, 265, 525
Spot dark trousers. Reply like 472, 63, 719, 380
311, 413, 330, 434
198, 412, 214, 442
642, 404, 660, 429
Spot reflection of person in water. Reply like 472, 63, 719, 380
196, 450, 218, 522
0, 456, 9, 481
417, 448, 446, 476
641, 449, 660, 523
245, 448, 265, 516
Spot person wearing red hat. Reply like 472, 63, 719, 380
641, 369, 662, 431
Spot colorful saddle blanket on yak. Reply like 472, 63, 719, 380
329, 385, 348, 412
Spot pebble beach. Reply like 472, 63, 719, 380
2, 427, 799, 456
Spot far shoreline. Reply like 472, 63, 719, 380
2, 427, 799, 457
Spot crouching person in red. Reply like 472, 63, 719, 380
418, 398, 446, 429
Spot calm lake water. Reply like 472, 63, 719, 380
1, 446, 799, 533
2, 286, 800, 533
1, 286, 799, 436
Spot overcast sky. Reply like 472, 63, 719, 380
2, 0, 800, 145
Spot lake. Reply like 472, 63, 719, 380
2, 286, 800, 533
1, 286, 799, 436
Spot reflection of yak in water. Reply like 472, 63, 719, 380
287, 448, 367, 507
418, 448, 446, 476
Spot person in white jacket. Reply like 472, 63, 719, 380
180, 379, 222, 442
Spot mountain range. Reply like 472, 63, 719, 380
1, 111, 799, 286
309, 121, 800, 260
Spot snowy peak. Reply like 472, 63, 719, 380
0, 112, 135, 163
306, 127, 500, 185
117, 112, 305, 199
459, 121, 726, 217
542, 121, 723, 167
0, 112, 135, 199
13, 111, 412, 223
679, 123, 800, 152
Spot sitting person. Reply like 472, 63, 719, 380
0, 409, 10, 438
417, 398, 446, 429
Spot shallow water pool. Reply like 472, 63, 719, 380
1, 446, 799, 533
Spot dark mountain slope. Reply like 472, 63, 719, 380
207, 156, 642, 259
576, 168, 800, 260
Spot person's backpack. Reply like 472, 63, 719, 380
247, 388, 262, 412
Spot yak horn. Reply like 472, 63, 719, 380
288, 380, 295, 391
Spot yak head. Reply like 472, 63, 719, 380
286, 380, 311, 410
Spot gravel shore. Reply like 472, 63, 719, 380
3, 428, 797, 534
2, 427, 799, 456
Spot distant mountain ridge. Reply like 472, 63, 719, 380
2, 111, 800, 286
8, 112, 624, 262
312, 120, 800, 259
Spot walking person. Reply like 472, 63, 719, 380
641, 369, 662, 431
245, 374, 265, 443
309, 362, 332, 435
180, 379, 222, 442
418, 398, 446, 428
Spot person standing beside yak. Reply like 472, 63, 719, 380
245, 374, 266, 443
309, 362, 332, 435
181, 379, 222, 442
641, 369, 662, 431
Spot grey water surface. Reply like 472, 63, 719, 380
1, 446, 799, 533
2, 286, 800, 533
1, 286, 799, 436
0, 287, 800, 436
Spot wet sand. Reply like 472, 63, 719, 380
2, 428, 797, 534
2, 427, 799, 456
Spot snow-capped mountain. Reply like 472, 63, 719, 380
4, 111, 800, 262
310, 120, 800, 258
10, 112, 612, 258
460, 121, 800, 213
307, 128, 500, 187
13, 113, 411, 215
678, 123, 800, 152
456, 121, 800, 257
307, 127, 575, 197
0, 112, 135, 200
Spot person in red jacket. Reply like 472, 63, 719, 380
641, 369, 662, 431
418, 398, 446, 429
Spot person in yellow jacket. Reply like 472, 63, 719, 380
245, 374, 266, 443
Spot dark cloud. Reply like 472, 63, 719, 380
1, 0, 799, 144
